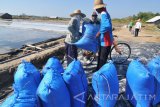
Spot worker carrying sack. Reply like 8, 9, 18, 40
63, 59, 88, 107
92, 61, 119, 107
74, 23, 99, 53
126, 60, 155, 107
0, 61, 41, 107
42, 57, 64, 76
147, 56, 160, 105
37, 68, 70, 107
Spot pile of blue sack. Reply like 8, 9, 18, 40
1, 56, 160, 107
0, 57, 88, 107
126, 56, 160, 107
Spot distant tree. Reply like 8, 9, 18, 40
155, 13, 160, 16
139, 12, 154, 21
132, 12, 160, 22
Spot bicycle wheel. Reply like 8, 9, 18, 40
110, 43, 131, 64
77, 49, 96, 66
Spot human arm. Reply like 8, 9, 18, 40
113, 39, 121, 54
100, 12, 112, 34
139, 23, 142, 31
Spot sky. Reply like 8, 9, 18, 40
0, 0, 160, 18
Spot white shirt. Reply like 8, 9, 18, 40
135, 22, 142, 29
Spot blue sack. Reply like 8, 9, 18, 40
0, 94, 17, 107
14, 61, 41, 94
0, 93, 40, 107
147, 56, 160, 105
126, 60, 155, 107
63, 60, 88, 107
92, 61, 119, 107
74, 24, 99, 53
0, 61, 41, 107
37, 69, 70, 107
83, 23, 100, 36
42, 57, 64, 76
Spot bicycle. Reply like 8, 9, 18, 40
62, 35, 131, 65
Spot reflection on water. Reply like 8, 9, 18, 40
0, 20, 68, 54
0, 20, 68, 32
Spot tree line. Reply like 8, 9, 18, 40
132, 12, 160, 22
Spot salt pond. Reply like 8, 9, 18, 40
0, 20, 68, 54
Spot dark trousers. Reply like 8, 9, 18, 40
65, 43, 78, 65
96, 46, 111, 70
135, 28, 139, 37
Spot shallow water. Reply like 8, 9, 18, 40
0, 20, 68, 54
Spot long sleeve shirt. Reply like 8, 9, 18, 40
100, 11, 113, 46
65, 17, 80, 43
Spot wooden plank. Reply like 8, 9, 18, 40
26, 44, 44, 50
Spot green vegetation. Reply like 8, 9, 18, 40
112, 12, 160, 31
112, 12, 160, 30
133, 12, 160, 22
112, 18, 130, 25
113, 12, 160, 23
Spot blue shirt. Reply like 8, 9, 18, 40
100, 11, 113, 46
